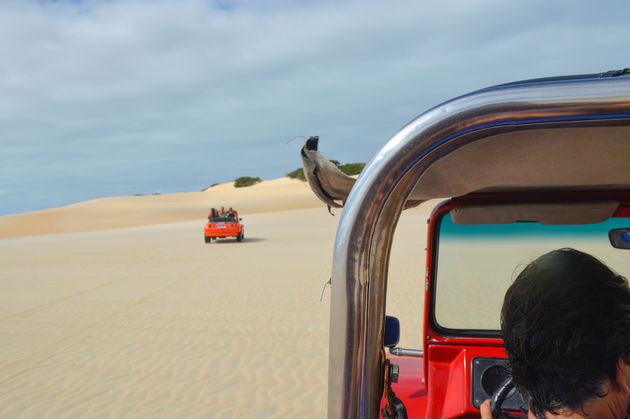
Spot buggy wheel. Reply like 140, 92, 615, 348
204, 236, 211, 243
236, 233, 243, 242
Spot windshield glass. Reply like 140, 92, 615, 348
210, 216, 236, 222
434, 212, 630, 332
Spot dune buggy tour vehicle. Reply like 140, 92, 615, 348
204, 212, 244, 243
301, 69, 630, 418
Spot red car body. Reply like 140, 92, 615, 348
385, 193, 630, 418
204, 211, 244, 242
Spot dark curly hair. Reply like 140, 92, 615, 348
501, 248, 630, 418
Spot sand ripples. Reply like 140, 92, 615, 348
1, 207, 427, 418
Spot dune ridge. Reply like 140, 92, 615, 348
0, 178, 321, 239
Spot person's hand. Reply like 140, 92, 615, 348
481, 399, 537, 418
480, 399, 493, 418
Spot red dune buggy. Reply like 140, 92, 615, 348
204, 211, 244, 243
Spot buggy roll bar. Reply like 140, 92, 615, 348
327, 73, 630, 418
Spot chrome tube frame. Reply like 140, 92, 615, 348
327, 76, 630, 418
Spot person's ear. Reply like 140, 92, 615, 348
616, 359, 630, 395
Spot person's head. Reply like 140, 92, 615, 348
502, 248, 630, 417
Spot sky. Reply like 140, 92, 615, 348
1, 0, 629, 215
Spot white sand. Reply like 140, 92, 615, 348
0, 179, 432, 418
435, 239, 630, 330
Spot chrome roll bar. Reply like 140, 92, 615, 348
327, 75, 630, 418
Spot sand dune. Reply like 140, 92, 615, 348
0, 180, 431, 418
0, 178, 321, 239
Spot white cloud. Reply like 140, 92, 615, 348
1, 0, 629, 214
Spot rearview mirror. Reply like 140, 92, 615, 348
384, 316, 400, 348
610, 228, 630, 249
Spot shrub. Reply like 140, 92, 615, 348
339, 162, 365, 176
201, 183, 219, 191
286, 168, 306, 181
286, 162, 365, 182
234, 176, 262, 188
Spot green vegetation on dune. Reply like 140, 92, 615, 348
286, 161, 365, 181
201, 183, 219, 191
286, 168, 306, 181
234, 176, 262, 188
338, 162, 365, 176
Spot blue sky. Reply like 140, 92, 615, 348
1, 0, 629, 215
